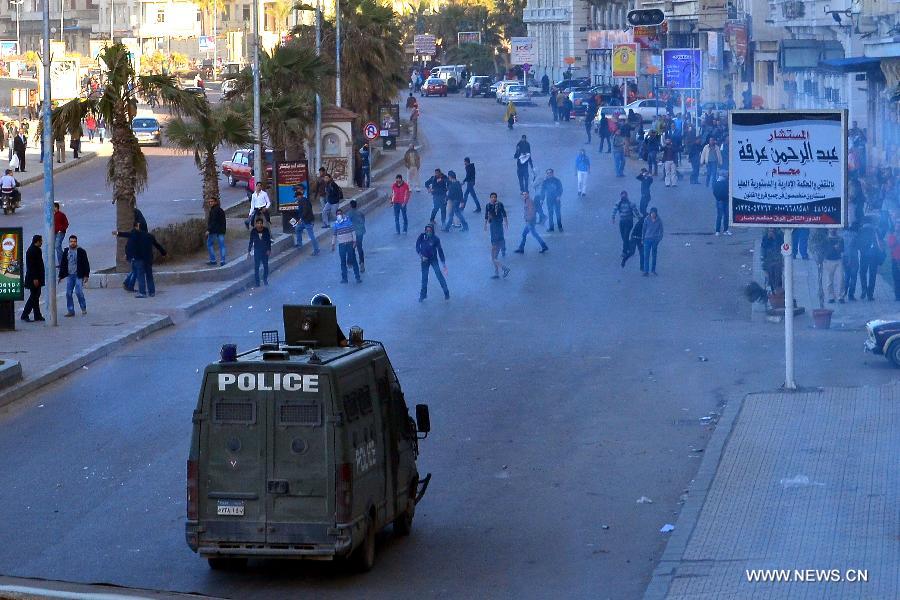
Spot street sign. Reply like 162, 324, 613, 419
662, 49, 702, 90
363, 121, 379, 141
729, 110, 847, 227
522, 63, 531, 73
0, 228, 24, 302
781, 242, 792, 256
510, 37, 536, 65
414, 34, 436, 55
612, 44, 638, 78
199, 36, 216, 52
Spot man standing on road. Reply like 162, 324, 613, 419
58, 235, 90, 316
636, 168, 654, 215
712, 172, 731, 236
359, 143, 371, 188
205, 198, 227, 265
575, 150, 590, 198
247, 217, 272, 287
514, 191, 549, 254
515, 134, 531, 158
597, 114, 611, 153
687, 137, 702, 184
612, 131, 626, 177
404, 144, 421, 192
700, 137, 722, 187
425, 168, 448, 225
416, 223, 449, 301
642, 207, 664, 276
346, 199, 367, 272
484, 192, 510, 279
52, 202, 69, 266
293, 189, 320, 255
463, 157, 481, 212
20, 235, 45, 322
391, 174, 411, 234
13, 128, 26, 172
661, 139, 677, 187
444, 171, 468, 232
542, 169, 564, 232
611, 191, 640, 259
331, 208, 361, 284
515, 152, 534, 194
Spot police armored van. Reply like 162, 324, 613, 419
186, 297, 431, 571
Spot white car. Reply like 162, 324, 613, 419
624, 99, 667, 122
501, 84, 531, 105
494, 81, 514, 103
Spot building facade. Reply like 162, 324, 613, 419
523, 0, 590, 83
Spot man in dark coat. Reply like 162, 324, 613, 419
12, 128, 26, 172
58, 235, 90, 316
20, 235, 45, 322
205, 197, 227, 265
114, 222, 166, 298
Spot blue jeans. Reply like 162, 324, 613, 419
65, 274, 86, 313
429, 196, 446, 224
253, 252, 269, 285
420, 257, 448, 299
133, 259, 156, 295
294, 221, 319, 251
715, 200, 729, 233
705, 162, 718, 187
546, 197, 561, 230
393, 203, 408, 233
643, 239, 659, 273
518, 222, 547, 250
464, 181, 480, 210
361, 166, 370, 188
613, 150, 625, 176
55, 232, 65, 265
598, 134, 611, 152
354, 233, 365, 266
123, 258, 137, 291
517, 169, 530, 193
647, 151, 658, 175
338, 242, 360, 281
791, 228, 809, 259
207, 233, 226, 263
444, 203, 468, 231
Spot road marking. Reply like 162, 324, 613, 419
0, 583, 159, 599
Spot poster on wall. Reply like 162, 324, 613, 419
612, 44, 638, 78
707, 32, 722, 70
378, 104, 400, 137
662, 49, 702, 90
274, 161, 309, 212
729, 110, 847, 227
0, 228, 24, 302
38, 58, 79, 101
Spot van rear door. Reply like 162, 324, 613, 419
266, 373, 333, 544
198, 378, 267, 546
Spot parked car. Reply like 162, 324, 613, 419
494, 80, 516, 103
221, 148, 273, 187
421, 78, 448, 97
554, 77, 591, 92
624, 98, 667, 122
466, 76, 493, 97
501, 84, 531, 105
865, 319, 900, 366
568, 89, 596, 116
592, 105, 628, 128
131, 117, 162, 147
221, 78, 239, 96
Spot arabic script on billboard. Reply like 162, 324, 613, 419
275, 161, 309, 212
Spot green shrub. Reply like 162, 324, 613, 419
151, 218, 206, 263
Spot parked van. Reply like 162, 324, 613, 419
186, 300, 431, 572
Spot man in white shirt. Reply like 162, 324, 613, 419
246, 183, 271, 229
0, 168, 20, 207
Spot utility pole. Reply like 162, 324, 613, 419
251, 0, 262, 183
109, 0, 114, 41
60, 0, 63, 46
315, 0, 322, 172
42, 0, 56, 324
212, 0, 217, 80
12, 0, 21, 54
335, 0, 341, 107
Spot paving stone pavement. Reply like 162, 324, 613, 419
646, 383, 900, 599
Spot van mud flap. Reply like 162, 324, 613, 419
415, 473, 431, 505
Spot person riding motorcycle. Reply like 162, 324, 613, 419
0, 168, 21, 210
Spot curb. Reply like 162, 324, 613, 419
642, 391, 749, 600
0, 314, 173, 410
0, 359, 22, 388
16, 151, 98, 186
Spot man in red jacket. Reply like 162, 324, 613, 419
53, 201, 69, 265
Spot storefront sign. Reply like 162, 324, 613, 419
510, 37, 537, 65
0, 228, 23, 302
730, 110, 847, 227
612, 44, 638, 78
274, 161, 309, 212
662, 49, 702, 90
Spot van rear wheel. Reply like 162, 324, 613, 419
207, 557, 247, 570
353, 516, 376, 572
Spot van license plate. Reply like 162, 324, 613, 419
217, 500, 245, 516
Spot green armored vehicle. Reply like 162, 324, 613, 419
186, 297, 431, 571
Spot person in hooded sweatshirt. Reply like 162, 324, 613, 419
416, 223, 449, 301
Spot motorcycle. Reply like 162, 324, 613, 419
1, 189, 19, 215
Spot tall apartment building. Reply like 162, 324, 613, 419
522, 0, 590, 82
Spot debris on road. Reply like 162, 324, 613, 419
779, 474, 825, 488
697, 356, 709, 362
660, 523, 675, 533
636, 496, 653, 504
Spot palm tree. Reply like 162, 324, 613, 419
52, 42, 201, 270
270, 0, 296, 32
166, 105, 255, 213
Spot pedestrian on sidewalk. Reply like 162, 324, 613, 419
791, 228, 810, 260
713, 171, 731, 235
611, 191, 640, 259
405, 92, 417, 113
246, 183, 271, 229
858, 218, 884, 301
0, 121, 6, 152
331, 209, 360, 283
463, 157, 481, 212
205, 197, 227, 265
13, 128, 26, 172
247, 218, 272, 287
69, 122, 82, 159
293, 190, 320, 254
887, 223, 900, 301
575, 149, 590, 198
661, 139, 677, 187
404, 144, 421, 192
391, 174, 411, 234
843, 223, 860, 301
97, 118, 106, 143
597, 114, 611, 153
416, 223, 449, 301
443, 171, 468, 232
323, 175, 342, 227
549, 89, 559, 122
114, 222, 166, 297
636, 168, 654, 215
504, 101, 517, 129
58, 235, 90, 316
425, 168, 448, 225
346, 199, 367, 272
484, 192, 510, 279
542, 169, 564, 232
824, 229, 845, 303
612, 131, 626, 177
514, 191, 548, 254
20, 235, 45, 322
641, 207, 664, 276
358, 143, 371, 188
85, 114, 96, 141
700, 137, 722, 187
54, 125, 66, 163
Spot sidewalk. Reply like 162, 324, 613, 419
645, 383, 900, 599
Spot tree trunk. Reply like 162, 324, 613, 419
112, 107, 138, 272
202, 147, 220, 213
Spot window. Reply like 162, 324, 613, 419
242, 4, 250, 21
68, 0, 75, 10
222, 4, 230, 20
766, 62, 775, 86
156, 7, 165, 23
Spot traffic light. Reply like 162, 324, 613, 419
626, 9, 666, 27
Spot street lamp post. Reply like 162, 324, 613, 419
315, 0, 322, 172
110, 0, 114, 41
251, 0, 262, 183
335, 0, 341, 107
42, 0, 57, 324
11, 0, 22, 53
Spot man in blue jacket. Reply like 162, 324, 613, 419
425, 168, 448, 225
416, 224, 449, 301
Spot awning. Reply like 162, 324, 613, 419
819, 56, 882, 73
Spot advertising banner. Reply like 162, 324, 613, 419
633, 24, 666, 50
725, 20, 748, 67
0, 228, 23, 302
0, 41, 17, 57
612, 44, 638, 78
274, 161, 309, 212
38, 58, 79, 101
414, 34, 436, 55
587, 30, 631, 51
510, 37, 537, 65
729, 110, 846, 227
378, 104, 400, 137
457, 31, 481, 45
199, 35, 216, 52
707, 32, 722, 70
662, 49, 702, 89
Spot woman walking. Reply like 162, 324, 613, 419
504, 101, 517, 130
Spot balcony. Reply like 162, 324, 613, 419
523, 7, 571, 23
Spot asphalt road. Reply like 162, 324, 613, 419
0, 93, 896, 599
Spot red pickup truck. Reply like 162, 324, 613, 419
221, 149, 273, 187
